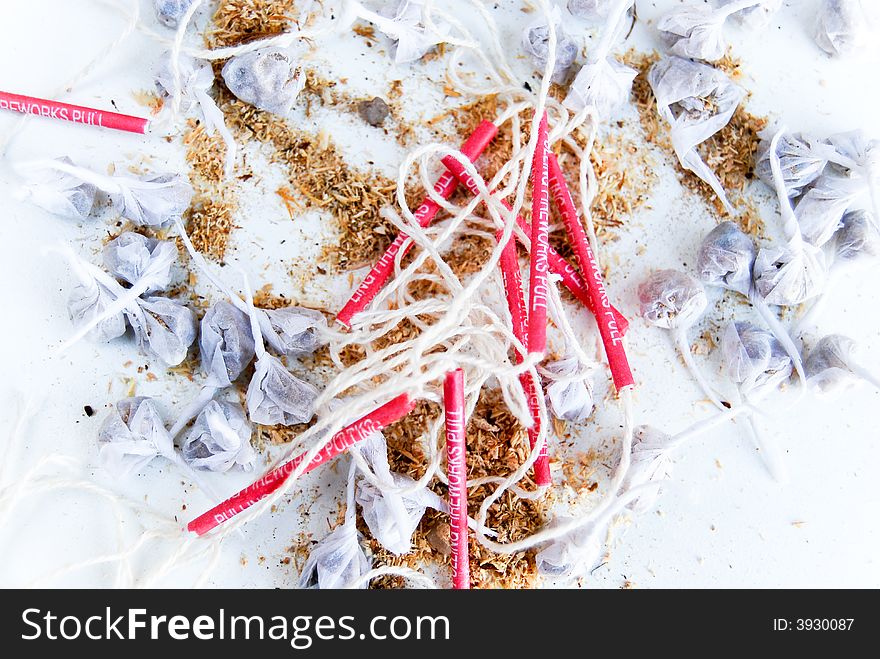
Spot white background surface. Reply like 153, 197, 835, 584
0, 0, 879, 588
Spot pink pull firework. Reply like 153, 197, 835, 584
527, 112, 551, 356
548, 153, 634, 391
444, 369, 470, 589
187, 394, 417, 535
438, 154, 628, 336
336, 121, 499, 328
498, 230, 552, 487
0, 90, 148, 134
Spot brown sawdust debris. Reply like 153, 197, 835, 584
449, 91, 656, 261
181, 117, 238, 261
186, 189, 238, 260
256, 421, 311, 447
691, 106, 767, 213
166, 351, 200, 381
132, 90, 164, 116
352, 24, 377, 43
276, 186, 301, 218
253, 283, 293, 309
184, 121, 227, 184
207, 0, 300, 48
561, 448, 601, 494
219, 93, 420, 269
623, 49, 666, 148
730, 193, 767, 239
203, 1, 574, 590
553, 128, 658, 255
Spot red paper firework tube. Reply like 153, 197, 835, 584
527, 113, 550, 356
498, 230, 552, 487
444, 369, 470, 589
336, 120, 499, 328
439, 153, 629, 335
0, 90, 148, 134
187, 394, 417, 536
548, 153, 634, 391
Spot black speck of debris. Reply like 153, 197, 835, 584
523, 81, 533, 92
84, 405, 95, 417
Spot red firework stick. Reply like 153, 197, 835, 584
527, 113, 550, 356
498, 229, 552, 487
438, 153, 628, 335
444, 369, 470, 589
545, 249, 626, 335
187, 394, 417, 536
336, 121, 499, 328
0, 90, 148, 134
548, 153, 634, 391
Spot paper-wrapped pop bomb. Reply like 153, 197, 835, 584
814, 0, 873, 57
98, 397, 176, 477
102, 232, 176, 293
755, 131, 829, 198
221, 47, 303, 116
19, 156, 98, 220
111, 173, 194, 227
199, 301, 256, 388
697, 221, 756, 297
521, 8, 579, 83
182, 399, 255, 472
128, 296, 197, 366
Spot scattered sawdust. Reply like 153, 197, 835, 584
352, 24, 377, 42
554, 128, 658, 250
465, 390, 545, 589
186, 189, 238, 260
207, 0, 300, 48
255, 421, 311, 446
383, 400, 438, 481
191, 7, 749, 590
167, 351, 200, 381
716, 51, 745, 82
589, 133, 657, 233
624, 49, 667, 148
692, 106, 767, 213
561, 448, 601, 494
181, 116, 238, 261
420, 41, 447, 63
253, 283, 292, 309
184, 121, 227, 184
220, 94, 418, 269
132, 89, 164, 116
276, 186, 300, 218
448, 91, 656, 264
732, 194, 766, 239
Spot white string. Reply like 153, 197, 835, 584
169, 0, 206, 122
